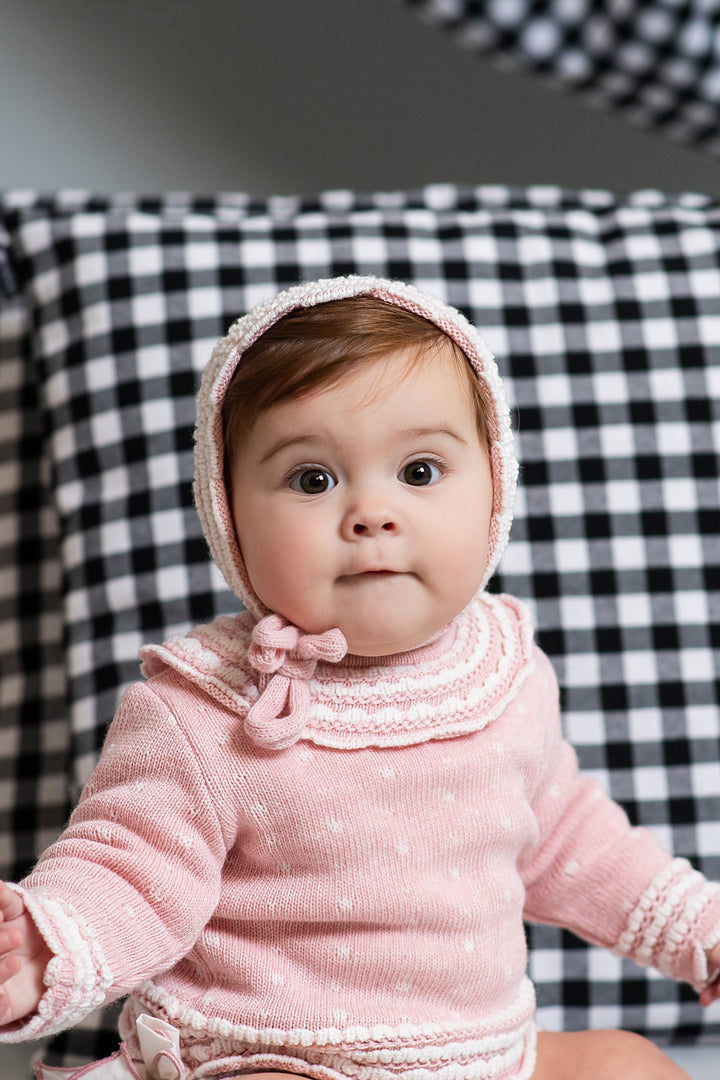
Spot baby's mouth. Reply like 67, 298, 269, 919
338, 569, 407, 584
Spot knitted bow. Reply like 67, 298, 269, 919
245, 614, 348, 750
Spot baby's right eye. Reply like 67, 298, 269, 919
288, 468, 337, 494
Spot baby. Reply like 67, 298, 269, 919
0, 276, 719, 1080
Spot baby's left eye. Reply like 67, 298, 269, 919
400, 460, 442, 486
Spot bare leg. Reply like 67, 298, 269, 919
228, 1074, 311, 1080
534, 1031, 691, 1080
234, 1040, 690, 1080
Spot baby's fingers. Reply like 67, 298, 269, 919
0, 951, 21, 983
0, 925, 23, 957
0, 883, 24, 923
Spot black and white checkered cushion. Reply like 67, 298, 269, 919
406, 0, 720, 153
1, 185, 719, 1064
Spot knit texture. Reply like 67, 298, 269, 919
7, 595, 720, 1080
139, 593, 535, 750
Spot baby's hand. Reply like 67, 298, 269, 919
699, 942, 720, 1007
0, 882, 51, 1025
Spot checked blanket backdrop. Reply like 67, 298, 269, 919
404, 0, 720, 154
1, 184, 719, 1064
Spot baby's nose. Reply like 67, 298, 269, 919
352, 517, 398, 536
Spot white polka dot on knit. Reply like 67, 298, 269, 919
379, 766, 396, 780
176, 835, 194, 851
337, 944, 351, 959
396, 841, 410, 856
441, 790, 456, 804
270, 973, 285, 985
494, 742, 506, 755
337, 897, 353, 912
565, 859, 579, 877
463, 938, 475, 953
327, 819, 344, 833
449, 867, 460, 879
548, 783, 561, 800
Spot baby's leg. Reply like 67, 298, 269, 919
223, 1073, 311, 1079
534, 1030, 690, 1079
224, 1042, 688, 1080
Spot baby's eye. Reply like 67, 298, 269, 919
289, 468, 337, 494
400, 459, 443, 487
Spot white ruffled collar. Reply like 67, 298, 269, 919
140, 593, 535, 751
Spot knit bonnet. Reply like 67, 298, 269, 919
193, 275, 518, 625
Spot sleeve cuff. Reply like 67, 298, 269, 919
613, 857, 720, 994
0, 883, 113, 1042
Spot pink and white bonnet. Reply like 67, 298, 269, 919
193, 275, 518, 624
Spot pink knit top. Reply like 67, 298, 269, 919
7, 594, 720, 1080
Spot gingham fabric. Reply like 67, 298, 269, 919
1, 185, 719, 1066
405, 0, 720, 154
0, 248, 70, 882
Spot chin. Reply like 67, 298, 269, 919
344, 628, 436, 658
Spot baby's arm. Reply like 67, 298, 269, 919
0, 882, 51, 1026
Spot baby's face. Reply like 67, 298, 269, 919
228, 342, 493, 656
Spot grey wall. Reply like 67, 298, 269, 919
2, 0, 719, 197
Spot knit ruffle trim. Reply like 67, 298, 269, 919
613, 857, 720, 993
140, 593, 535, 750
125, 975, 537, 1080
1, 884, 112, 1043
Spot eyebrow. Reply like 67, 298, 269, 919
400, 426, 469, 446
258, 425, 469, 466
258, 434, 327, 466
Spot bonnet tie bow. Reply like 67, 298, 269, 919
246, 614, 348, 750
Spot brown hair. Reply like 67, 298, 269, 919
222, 295, 491, 457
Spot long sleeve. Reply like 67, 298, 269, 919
519, 650, 720, 992
5, 682, 231, 1040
